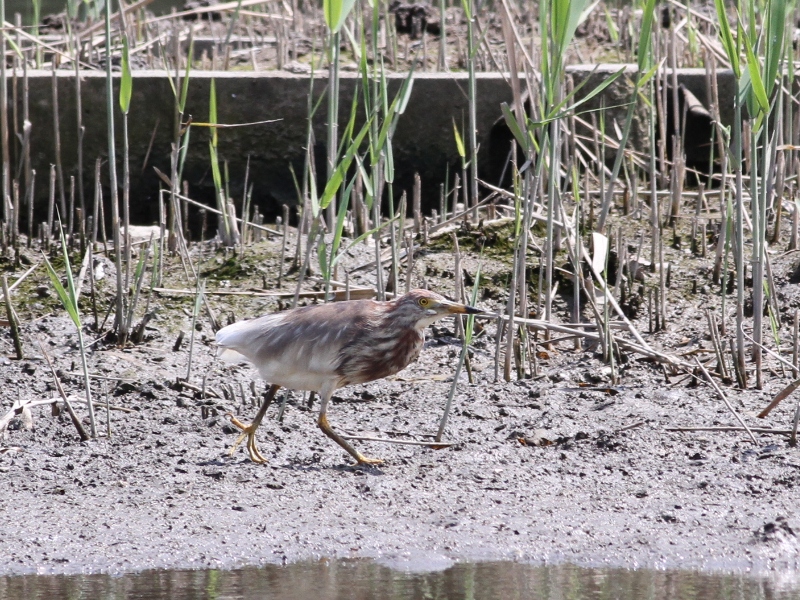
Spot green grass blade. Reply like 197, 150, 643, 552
209, 78, 218, 147
317, 235, 328, 276
637, 60, 664, 90
636, 0, 657, 73
209, 142, 223, 203
356, 156, 374, 198
320, 117, 372, 210
44, 255, 79, 328
119, 35, 132, 114
395, 75, 415, 115
341, 22, 361, 63
133, 241, 147, 281
59, 228, 79, 321
179, 38, 194, 114
178, 124, 192, 182
333, 212, 402, 266
453, 119, 466, 160
559, 0, 592, 60
329, 176, 356, 268
763, 0, 788, 100
714, 0, 740, 76
384, 137, 395, 183
604, 6, 619, 43
224, 0, 245, 47
464, 258, 482, 346
550, 66, 626, 117
43, 225, 81, 328
742, 32, 769, 115
158, 45, 179, 100
500, 102, 528, 149
324, 0, 356, 32
4, 35, 23, 60
309, 159, 320, 217
375, 68, 416, 152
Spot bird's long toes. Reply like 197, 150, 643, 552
228, 431, 248, 457
356, 456, 384, 466
247, 436, 268, 464
226, 412, 251, 432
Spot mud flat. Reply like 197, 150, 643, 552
2, 232, 800, 580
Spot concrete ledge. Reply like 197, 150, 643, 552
18, 67, 734, 222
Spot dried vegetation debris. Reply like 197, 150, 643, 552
29, 0, 646, 74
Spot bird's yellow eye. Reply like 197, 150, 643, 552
418, 297, 430, 307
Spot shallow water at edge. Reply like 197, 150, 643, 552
2, 560, 800, 600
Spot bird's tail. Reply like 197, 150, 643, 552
216, 347, 249, 364
215, 318, 259, 365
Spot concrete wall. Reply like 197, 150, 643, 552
17, 67, 734, 224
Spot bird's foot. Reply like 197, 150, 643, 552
318, 413, 383, 466
226, 413, 268, 464
355, 454, 384, 466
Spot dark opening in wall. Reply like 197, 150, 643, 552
484, 81, 719, 192
663, 83, 716, 183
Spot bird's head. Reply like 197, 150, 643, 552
392, 289, 483, 329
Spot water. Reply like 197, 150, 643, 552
1, 560, 799, 600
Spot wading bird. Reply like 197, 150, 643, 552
215, 289, 482, 465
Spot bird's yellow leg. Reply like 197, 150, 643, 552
226, 384, 280, 464
318, 413, 384, 466
226, 414, 268, 463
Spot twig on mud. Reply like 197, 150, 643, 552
73, 0, 157, 39
758, 377, 800, 419
176, 379, 224, 400
580, 245, 651, 352
427, 193, 498, 236
38, 341, 90, 441
2, 275, 24, 360
6, 262, 40, 295
742, 325, 796, 375
615, 421, 646, 433
475, 313, 691, 369
0, 399, 59, 434
694, 358, 758, 445
104, 383, 111, 439
0, 394, 133, 437
68, 397, 135, 413
146, 0, 274, 24
63, 371, 137, 383
340, 433, 453, 448
666, 426, 791, 435
174, 193, 282, 236
2, 20, 94, 69
791, 403, 800, 446
73, 246, 92, 302
185, 278, 205, 383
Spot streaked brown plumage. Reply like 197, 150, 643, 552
215, 289, 482, 465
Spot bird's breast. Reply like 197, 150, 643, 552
336, 328, 424, 386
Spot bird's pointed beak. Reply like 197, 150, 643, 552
441, 300, 484, 315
